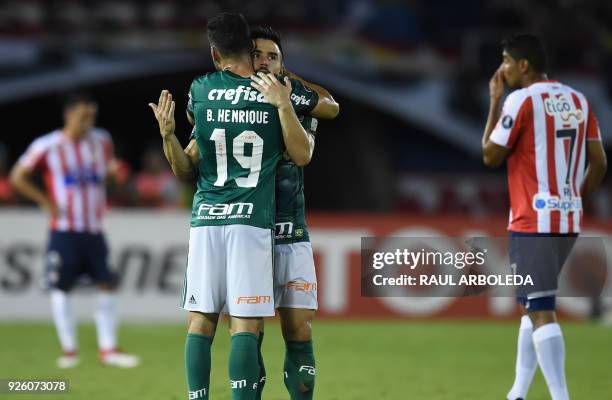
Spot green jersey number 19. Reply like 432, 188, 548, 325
210, 128, 263, 188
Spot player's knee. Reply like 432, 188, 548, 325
188, 312, 218, 337
229, 317, 261, 335
279, 308, 314, 341
526, 297, 557, 329
282, 320, 312, 342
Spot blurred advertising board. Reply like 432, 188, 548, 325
1, 210, 611, 320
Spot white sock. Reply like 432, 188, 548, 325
507, 315, 537, 399
95, 291, 117, 351
50, 289, 77, 353
533, 323, 569, 400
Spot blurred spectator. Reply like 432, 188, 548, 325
133, 144, 182, 208
106, 158, 134, 207
0, 143, 16, 204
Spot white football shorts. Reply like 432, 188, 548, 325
181, 225, 275, 317
273, 242, 318, 310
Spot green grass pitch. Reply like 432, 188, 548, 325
0, 321, 610, 399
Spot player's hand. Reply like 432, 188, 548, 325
250, 72, 292, 109
489, 66, 505, 102
148, 90, 176, 138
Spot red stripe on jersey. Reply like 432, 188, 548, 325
542, 93, 560, 233
74, 141, 89, 232
506, 100, 529, 146
507, 97, 539, 232
58, 143, 75, 231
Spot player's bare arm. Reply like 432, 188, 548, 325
251, 72, 314, 166
482, 66, 511, 167
184, 111, 200, 173
284, 69, 339, 119
187, 111, 195, 126
184, 139, 200, 168
149, 90, 196, 180
581, 139, 607, 202
9, 164, 58, 218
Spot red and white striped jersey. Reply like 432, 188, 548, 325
490, 80, 602, 234
18, 128, 115, 233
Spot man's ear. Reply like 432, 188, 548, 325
519, 59, 530, 74
210, 46, 219, 63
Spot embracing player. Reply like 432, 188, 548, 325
250, 26, 339, 400
482, 34, 607, 400
10, 93, 139, 369
149, 13, 337, 400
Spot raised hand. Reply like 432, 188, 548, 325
489, 66, 505, 102
149, 90, 176, 138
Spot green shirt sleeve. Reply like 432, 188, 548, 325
300, 115, 318, 137
288, 78, 319, 114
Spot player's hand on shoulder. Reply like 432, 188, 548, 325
489, 66, 505, 102
250, 72, 292, 109
148, 90, 176, 138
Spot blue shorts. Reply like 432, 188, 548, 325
509, 231, 577, 307
45, 230, 115, 291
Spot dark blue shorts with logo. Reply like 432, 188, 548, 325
45, 230, 115, 291
509, 231, 578, 311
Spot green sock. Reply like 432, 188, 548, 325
284, 340, 316, 400
229, 332, 260, 400
185, 333, 212, 400
255, 331, 266, 400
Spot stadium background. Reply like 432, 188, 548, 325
0, 1, 611, 399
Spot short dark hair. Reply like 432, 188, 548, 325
251, 26, 283, 57
62, 91, 96, 111
502, 34, 547, 73
207, 12, 252, 58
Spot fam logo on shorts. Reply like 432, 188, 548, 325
236, 295, 271, 305
286, 281, 317, 292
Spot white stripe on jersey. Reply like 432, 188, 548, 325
47, 144, 70, 231
81, 140, 98, 232
556, 88, 569, 234
62, 141, 85, 232
17, 128, 113, 233
531, 92, 550, 233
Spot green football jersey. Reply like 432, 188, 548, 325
187, 70, 318, 229
274, 115, 318, 245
